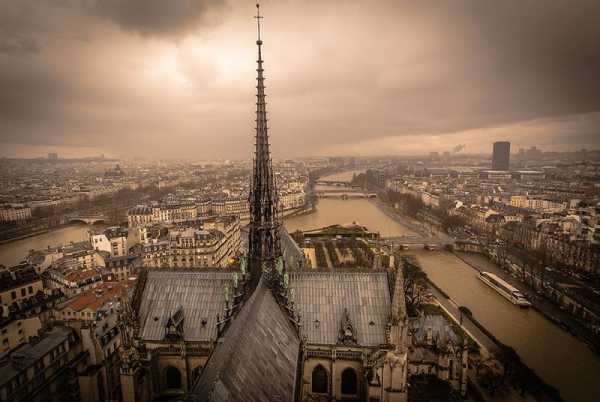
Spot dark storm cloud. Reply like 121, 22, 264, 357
0, 60, 63, 122
0, 0, 599, 158
376, 1, 600, 128
444, 0, 600, 116
0, 1, 44, 55
84, 0, 228, 37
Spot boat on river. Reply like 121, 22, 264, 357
478, 271, 532, 307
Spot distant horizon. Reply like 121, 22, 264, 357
2, 147, 600, 163
1, 1, 599, 159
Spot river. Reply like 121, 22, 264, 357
0, 223, 104, 266
2, 170, 599, 401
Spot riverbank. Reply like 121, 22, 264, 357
0, 223, 98, 267
370, 198, 427, 237
453, 251, 600, 355
424, 277, 497, 355
283, 203, 316, 219
0, 228, 50, 245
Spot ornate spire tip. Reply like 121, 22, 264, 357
255, 2, 263, 44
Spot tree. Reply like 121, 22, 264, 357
401, 256, 427, 316
441, 214, 466, 231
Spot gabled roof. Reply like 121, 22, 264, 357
189, 279, 300, 402
138, 270, 234, 342
290, 271, 391, 346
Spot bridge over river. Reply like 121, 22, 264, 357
378, 235, 455, 250
67, 214, 108, 224
314, 180, 356, 186
314, 190, 377, 199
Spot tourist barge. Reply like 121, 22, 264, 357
478, 271, 532, 307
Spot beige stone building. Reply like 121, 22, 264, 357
0, 290, 63, 354
104, 255, 140, 282
141, 217, 240, 269
0, 263, 65, 353
127, 206, 154, 228
0, 204, 32, 223
55, 281, 130, 402
90, 227, 129, 257
0, 325, 85, 402
0, 264, 44, 308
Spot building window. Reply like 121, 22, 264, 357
11, 291, 17, 300
341, 368, 358, 395
312, 365, 328, 394
21, 288, 26, 297
28, 286, 34, 294
165, 366, 182, 389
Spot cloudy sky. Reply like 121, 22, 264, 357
1, 0, 599, 159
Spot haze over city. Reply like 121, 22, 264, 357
1, 2, 600, 402
1, 0, 599, 159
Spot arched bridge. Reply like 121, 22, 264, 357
315, 191, 377, 199
68, 214, 107, 224
315, 180, 353, 187
378, 235, 455, 250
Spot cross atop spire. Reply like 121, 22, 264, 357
254, 3, 263, 43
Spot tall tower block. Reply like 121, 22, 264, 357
492, 141, 510, 171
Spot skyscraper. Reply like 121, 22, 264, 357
492, 141, 510, 170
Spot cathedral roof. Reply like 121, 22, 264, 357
290, 271, 391, 346
188, 278, 300, 402
137, 270, 235, 343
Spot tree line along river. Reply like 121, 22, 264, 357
1, 169, 599, 402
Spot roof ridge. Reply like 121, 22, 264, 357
190, 277, 301, 401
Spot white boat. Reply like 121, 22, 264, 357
478, 271, 531, 307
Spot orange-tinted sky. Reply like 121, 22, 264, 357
1, 0, 599, 159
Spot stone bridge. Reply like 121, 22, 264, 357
378, 235, 455, 250
315, 180, 353, 186
315, 192, 377, 199
68, 214, 108, 224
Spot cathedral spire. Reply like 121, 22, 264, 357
248, 2, 282, 287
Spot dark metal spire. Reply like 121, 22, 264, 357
248, 2, 281, 286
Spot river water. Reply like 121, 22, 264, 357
0, 223, 102, 266
1, 170, 599, 401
